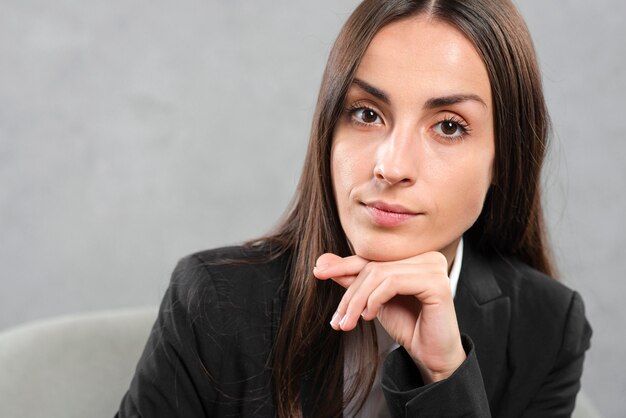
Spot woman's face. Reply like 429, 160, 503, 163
331, 15, 494, 264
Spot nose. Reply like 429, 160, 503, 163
373, 128, 419, 186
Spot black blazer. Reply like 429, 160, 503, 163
116, 242, 591, 417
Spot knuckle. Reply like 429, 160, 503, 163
378, 275, 396, 295
383, 272, 398, 285
425, 252, 449, 274
364, 261, 380, 275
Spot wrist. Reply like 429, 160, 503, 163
414, 346, 467, 384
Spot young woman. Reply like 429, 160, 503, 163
117, 0, 591, 416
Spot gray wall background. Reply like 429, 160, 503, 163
1, 1, 624, 416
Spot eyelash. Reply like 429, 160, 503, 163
345, 104, 472, 141
345, 103, 382, 127
432, 115, 471, 141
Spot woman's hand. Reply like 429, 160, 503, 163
313, 251, 466, 384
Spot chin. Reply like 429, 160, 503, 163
350, 238, 433, 262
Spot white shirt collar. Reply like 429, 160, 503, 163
449, 237, 464, 298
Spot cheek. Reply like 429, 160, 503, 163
331, 152, 352, 197
443, 154, 494, 221
331, 139, 365, 203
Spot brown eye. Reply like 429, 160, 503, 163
352, 108, 382, 125
433, 118, 469, 140
362, 109, 378, 123
441, 121, 458, 135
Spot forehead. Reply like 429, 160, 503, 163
355, 15, 491, 106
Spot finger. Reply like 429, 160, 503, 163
313, 253, 369, 279
315, 251, 446, 279
313, 253, 360, 290
333, 262, 384, 331
338, 264, 451, 330
329, 253, 449, 331
316, 274, 356, 289
361, 272, 451, 321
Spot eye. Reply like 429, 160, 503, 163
432, 117, 470, 140
350, 107, 383, 126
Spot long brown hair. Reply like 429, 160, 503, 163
253, 0, 554, 416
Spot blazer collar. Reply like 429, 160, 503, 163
454, 241, 511, 403
455, 241, 503, 304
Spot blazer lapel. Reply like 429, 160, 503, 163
454, 243, 511, 404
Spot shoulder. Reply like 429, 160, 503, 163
490, 254, 580, 321
460, 244, 580, 320
492, 255, 573, 307
126, 244, 288, 415
489, 252, 591, 359
172, 244, 289, 300
460, 242, 591, 360
166, 244, 290, 336
455, 245, 591, 411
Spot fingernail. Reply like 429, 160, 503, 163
339, 314, 348, 328
330, 312, 340, 328
361, 308, 367, 318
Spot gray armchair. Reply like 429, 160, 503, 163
0, 307, 157, 418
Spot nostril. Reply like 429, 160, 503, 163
373, 165, 385, 180
373, 162, 415, 186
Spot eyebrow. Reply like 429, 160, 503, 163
351, 77, 487, 110
424, 94, 487, 110
352, 78, 390, 104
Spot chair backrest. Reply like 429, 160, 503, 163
0, 307, 157, 418
573, 390, 604, 418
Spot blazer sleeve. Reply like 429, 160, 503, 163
381, 335, 491, 417
381, 291, 592, 418
115, 255, 222, 418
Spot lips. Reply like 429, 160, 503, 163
362, 200, 420, 227
366, 201, 416, 214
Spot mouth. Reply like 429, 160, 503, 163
361, 201, 421, 227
